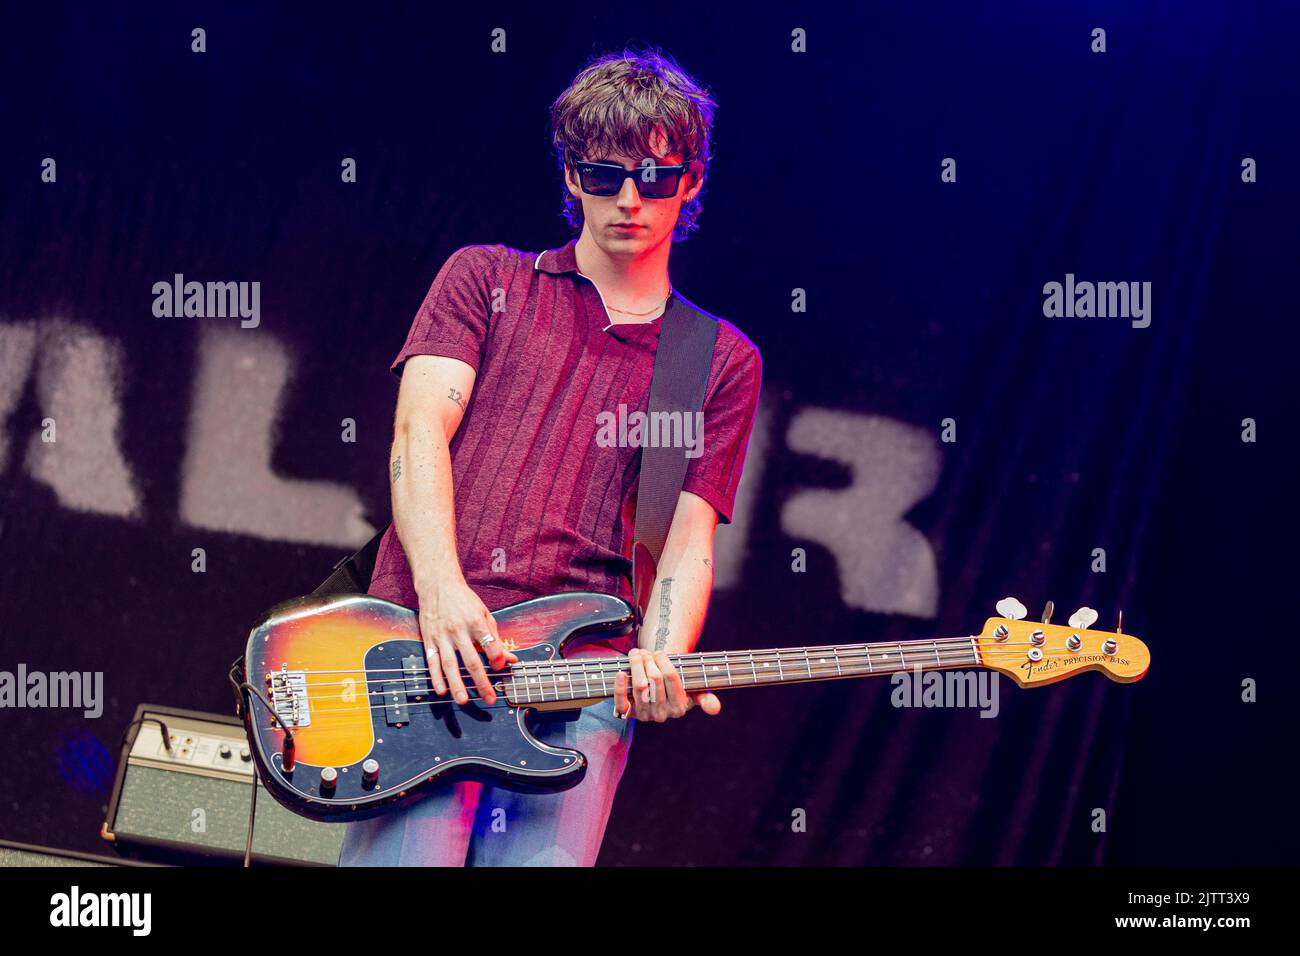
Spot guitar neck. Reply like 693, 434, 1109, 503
504, 636, 982, 706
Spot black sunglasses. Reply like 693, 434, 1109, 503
575, 161, 687, 199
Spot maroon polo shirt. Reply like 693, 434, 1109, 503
368, 237, 762, 652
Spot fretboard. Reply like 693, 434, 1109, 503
503, 637, 982, 706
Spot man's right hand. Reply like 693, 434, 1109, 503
416, 578, 517, 707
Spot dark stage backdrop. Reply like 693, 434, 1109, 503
1, 3, 1296, 865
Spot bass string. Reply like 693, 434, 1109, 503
297, 647, 988, 694
291, 640, 1083, 694
285, 636, 1003, 679
271, 648, 1091, 719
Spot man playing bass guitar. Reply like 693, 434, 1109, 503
338, 47, 763, 866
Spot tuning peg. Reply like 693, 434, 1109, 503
1041, 600, 1055, 624
1067, 607, 1099, 630
995, 597, 1027, 620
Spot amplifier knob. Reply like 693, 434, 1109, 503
219, 744, 232, 759
240, 746, 251, 762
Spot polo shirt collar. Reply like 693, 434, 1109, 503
534, 238, 580, 275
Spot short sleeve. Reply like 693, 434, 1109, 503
391, 245, 500, 377
681, 327, 762, 524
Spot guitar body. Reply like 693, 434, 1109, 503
241, 591, 635, 822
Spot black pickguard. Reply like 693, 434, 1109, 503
258, 642, 587, 822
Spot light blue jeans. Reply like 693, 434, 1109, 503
338, 700, 634, 866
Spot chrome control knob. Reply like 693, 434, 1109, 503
362, 759, 380, 785
320, 766, 338, 791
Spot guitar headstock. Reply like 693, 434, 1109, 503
977, 600, 1150, 688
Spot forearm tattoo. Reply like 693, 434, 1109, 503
392, 455, 402, 481
448, 387, 466, 413
653, 578, 673, 651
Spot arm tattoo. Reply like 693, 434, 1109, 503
448, 387, 466, 413
653, 577, 673, 651
392, 455, 402, 481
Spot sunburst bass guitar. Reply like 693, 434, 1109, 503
234, 589, 1150, 823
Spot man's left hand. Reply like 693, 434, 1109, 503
614, 648, 722, 722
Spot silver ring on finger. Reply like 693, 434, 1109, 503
479, 634, 496, 648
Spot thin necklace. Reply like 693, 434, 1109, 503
607, 285, 673, 317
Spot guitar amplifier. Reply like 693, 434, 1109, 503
0, 839, 157, 867
103, 704, 345, 866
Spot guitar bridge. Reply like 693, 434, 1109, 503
267, 665, 311, 728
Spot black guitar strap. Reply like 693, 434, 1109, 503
311, 291, 718, 615
630, 290, 719, 622
312, 526, 385, 596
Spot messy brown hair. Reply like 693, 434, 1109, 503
549, 46, 717, 242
